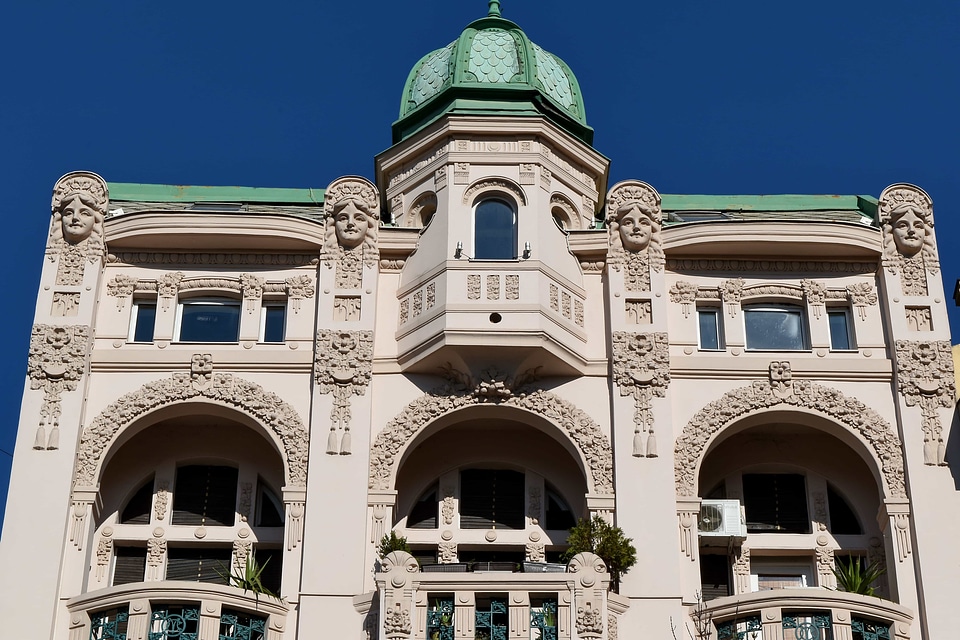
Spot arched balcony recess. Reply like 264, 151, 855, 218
84, 412, 287, 596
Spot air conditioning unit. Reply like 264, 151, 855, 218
698, 499, 746, 542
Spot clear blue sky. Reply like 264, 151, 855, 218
1, 1, 958, 530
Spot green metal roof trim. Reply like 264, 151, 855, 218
660, 194, 877, 214
108, 182, 325, 205
395, 6, 590, 145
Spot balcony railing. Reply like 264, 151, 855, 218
67, 581, 288, 640
700, 589, 912, 640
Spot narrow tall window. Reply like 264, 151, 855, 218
828, 308, 855, 350
474, 199, 517, 259
698, 307, 723, 350
130, 301, 157, 343
260, 303, 286, 343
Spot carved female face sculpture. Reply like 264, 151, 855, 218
59, 193, 99, 243
617, 204, 653, 252
334, 200, 370, 249
891, 207, 926, 257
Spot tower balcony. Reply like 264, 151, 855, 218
394, 261, 603, 376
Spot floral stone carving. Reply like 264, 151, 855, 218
284, 274, 316, 313
606, 180, 664, 292
612, 332, 670, 458
75, 373, 308, 488
846, 282, 878, 320
315, 330, 373, 455
322, 177, 380, 289
880, 184, 938, 296
895, 340, 954, 466
369, 382, 613, 494
48, 172, 107, 286
674, 362, 906, 498
28, 324, 90, 450
669, 280, 698, 318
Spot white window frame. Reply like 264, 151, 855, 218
127, 299, 158, 343
743, 303, 809, 351
697, 306, 724, 351
827, 307, 857, 351
174, 296, 242, 344
259, 301, 287, 343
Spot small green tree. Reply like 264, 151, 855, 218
562, 515, 637, 591
832, 556, 885, 596
378, 531, 412, 558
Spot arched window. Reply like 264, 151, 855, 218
474, 198, 517, 260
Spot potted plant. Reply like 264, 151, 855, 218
562, 515, 637, 592
832, 556, 885, 596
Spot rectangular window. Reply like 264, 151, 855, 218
749, 557, 815, 592
90, 607, 130, 640
828, 309, 856, 350
260, 303, 286, 343
783, 612, 833, 640
475, 596, 508, 640
171, 465, 239, 526
697, 307, 723, 350
150, 606, 200, 638
112, 546, 147, 586
177, 298, 241, 343
459, 469, 525, 529
165, 547, 232, 583
530, 598, 558, 640
427, 597, 454, 640
129, 302, 157, 343
219, 609, 266, 640
744, 304, 807, 350
742, 473, 810, 533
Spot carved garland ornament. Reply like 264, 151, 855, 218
74, 372, 308, 488
894, 340, 954, 466
315, 330, 374, 455
612, 332, 670, 458
369, 384, 614, 494
27, 324, 90, 450
674, 361, 906, 498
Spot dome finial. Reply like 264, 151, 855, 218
488, 0, 501, 17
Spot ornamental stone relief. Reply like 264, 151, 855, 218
880, 184, 938, 296
612, 332, 670, 458
157, 272, 184, 309
315, 330, 374, 455
74, 372, 308, 488
369, 377, 614, 494
48, 172, 108, 286
284, 275, 315, 314
669, 280, 698, 318
51, 292, 80, 317
606, 181, 663, 292
106, 274, 138, 310
110, 252, 318, 267
28, 324, 90, 450
674, 361, 906, 498
322, 177, 380, 289
720, 278, 744, 317
461, 178, 527, 206
667, 259, 876, 273
894, 340, 954, 466
239, 273, 264, 312
801, 279, 827, 318
846, 282, 878, 320
905, 306, 932, 332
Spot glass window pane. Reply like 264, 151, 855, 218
744, 306, 805, 350
698, 309, 721, 350
133, 304, 156, 343
475, 199, 517, 260
263, 305, 286, 343
179, 301, 240, 342
828, 311, 852, 350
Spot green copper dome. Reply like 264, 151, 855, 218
394, 3, 592, 145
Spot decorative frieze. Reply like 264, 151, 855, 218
486, 275, 500, 300
28, 324, 90, 450
75, 374, 309, 488
612, 332, 670, 458
454, 162, 470, 185
674, 362, 906, 498
434, 166, 447, 192
387, 145, 445, 189
461, 178, 528, 206
894, 340, 954, 466
667, 259, 876, 273
505, 275, 519, 300
110, 252, 318, 267
467, 275, 481, 300
315, 330, 374, 455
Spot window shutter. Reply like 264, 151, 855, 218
172, 465, 238, 526
166, 547, 231, 584
743, 473, 809, 534
113, 547, 147, 585
460, 470, 524, 530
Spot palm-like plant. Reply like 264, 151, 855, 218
832, 556, 885, 596
219, 555, 279, 606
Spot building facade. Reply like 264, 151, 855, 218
2, 5, 958, 640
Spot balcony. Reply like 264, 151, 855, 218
67, 581, 288, 640
700, 589, 912, 640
